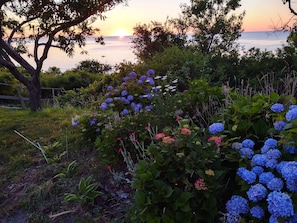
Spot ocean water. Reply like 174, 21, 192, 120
24, 31, 290, 72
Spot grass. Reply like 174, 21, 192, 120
0, 107, 114, 222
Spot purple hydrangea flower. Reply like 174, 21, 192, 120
270, 103, 285, 113
146, 77, 155, 85
121, 90, 128, 97
250, 206, 265, 219
246, 183, 267, 202
209, 123, 224, 134
137, 80, 143, 85
90, 117, 97, 126
122, 109, 129, 116
241, 139, 255, 148
127, 95, 134, 101
105, 97, 113, 103
139, 75, 147, 81
267, 177, 284, 191
106, 86, 113, 91
100, 102, 108, 110
147, 69, 155, 75
226, 195, 249, 215
267, 191, 294, 218
128, 71, 137, 78
123, 76, 130, 82
273, 120, 287, 131
286, 108, 297, 121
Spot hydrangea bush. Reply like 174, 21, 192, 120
224, 103, 297, 223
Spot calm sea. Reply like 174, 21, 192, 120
25, 31, 289, 72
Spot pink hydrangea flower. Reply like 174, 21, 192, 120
155, 132, 165, 140
208, 136, 222, 146
181, 127, 192, 135
162, 136, 175, 144
194, 178, 208, 190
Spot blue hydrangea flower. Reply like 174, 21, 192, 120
127, 95, 134, 101
226, 213, 241, 223
246, 183, 267, 202
121, 90, 128, 97
237, 167, 257, 184
232, 142, 242, 150
123, 76, 130, 82
128, 71, 137, 78
270, 103, 285, 113
286, 178, 297, 192
285, 212, 297, 223
289, 105, 297, 110
122, 109, 129, 116
146, 77, 155, 85
139, 75, 147, 81
259, 172, 275, 185
145, 105, 153, 111
241, 139, 255, 148
286, 108, 297, 121
265, 159, 278, 169
105, 97, 113, 103
276, 161, 289, 174
252, 166, 264, 175
100, 102, 108, 110
226, 195, 249, 214
261, 145, 270, 154
251, 154, 268, 167
250, 206, 265, 219
269, 215, 279, 223
267, 191, 294, 218
209, 123, 224, 134
147, 69, 155, 75
239, 147, 254, 159
89, 117, 97, 126
266, 149, 281, 159
106, 85, 113, 91
273, 120, 287, 131
137, 80, 143, 85
147, 93, 153, 100
283, 144, 297, 154
264, 138, 278, 148
281, 161, 297, 181
267, 177, 284, 191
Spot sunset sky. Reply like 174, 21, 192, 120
97, 0, 295, 36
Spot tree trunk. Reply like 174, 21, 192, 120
27, 80, 42, 111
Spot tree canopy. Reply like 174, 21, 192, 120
0, 0, 126, 111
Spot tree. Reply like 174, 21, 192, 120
282, 0, 297, 15
73, 59, 112, 73
0, 0, 126, 111
132, 19, 188, 61
181, 0, 245, 55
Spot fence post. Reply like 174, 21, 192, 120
17, 86, 26, 109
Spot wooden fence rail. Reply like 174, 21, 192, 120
0, 82, 63, 109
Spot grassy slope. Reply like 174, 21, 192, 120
0, 107, 91, 221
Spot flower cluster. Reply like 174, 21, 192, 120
194, 178, 208, 191
208, 122, 224, 134
225, 103, 297, 222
